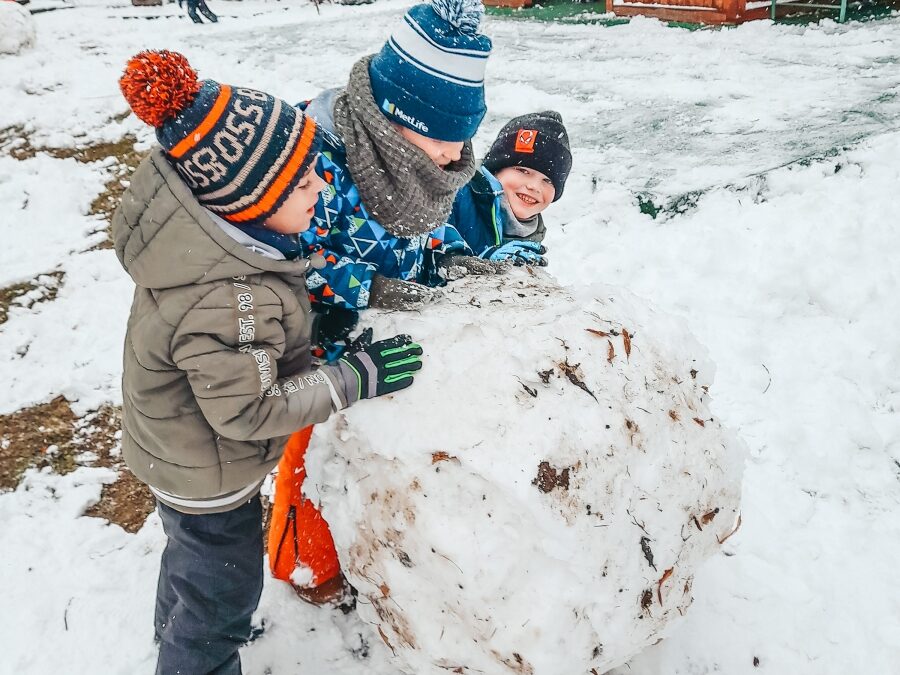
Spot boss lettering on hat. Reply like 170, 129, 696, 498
119, 50, 323, 226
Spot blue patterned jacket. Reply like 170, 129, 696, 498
300, 91, 431, 309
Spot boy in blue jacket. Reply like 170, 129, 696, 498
300, 0, 493, 311
430, 110, 573, 276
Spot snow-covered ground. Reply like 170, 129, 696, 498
1, 1, 899, 673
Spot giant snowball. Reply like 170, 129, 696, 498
306, 271, 745, 674
0, 1, 36, 55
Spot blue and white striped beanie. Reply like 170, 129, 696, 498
369, 0, 492, 143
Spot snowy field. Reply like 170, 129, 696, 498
2, 0, 900, 673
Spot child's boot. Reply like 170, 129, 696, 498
268, 427, 346, 606
294, 571, 356, 611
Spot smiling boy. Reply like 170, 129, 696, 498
430, 111, 573, 272
484, 111, 572, 243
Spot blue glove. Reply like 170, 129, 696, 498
481, 240, 547, 266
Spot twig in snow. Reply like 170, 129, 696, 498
657, 567, 674, 605
762, 364, 772, 394
628, 508, 649, 535
377, 626, 396, 656
433, 549, 464, 575
64, 597, 73, 630
717, 514, 743, 545
640, 536, 657, 571
557, 359, 597, 402
89, 543, 128, 560
516, 378, 537, 398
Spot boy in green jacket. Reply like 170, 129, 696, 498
113, 50, 422, 675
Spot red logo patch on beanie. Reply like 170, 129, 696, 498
515, 129, 538, 154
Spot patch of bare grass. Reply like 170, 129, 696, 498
0, 125, 34, 160
0, 397, 154, 533
0, 270, 64, 326
87, 136, 145, 246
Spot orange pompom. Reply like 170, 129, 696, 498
119, 50, 201, 128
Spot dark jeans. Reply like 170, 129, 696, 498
155, 497, 263, 675
185, 0, 218, 23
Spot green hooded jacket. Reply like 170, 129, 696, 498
112, 149, 348, 514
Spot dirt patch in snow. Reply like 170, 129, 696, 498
0, 270, 64, 326
533, 461, 571, 493
0, 397, 154, 532
0, 125, 31, 159
85, 136, 145, 246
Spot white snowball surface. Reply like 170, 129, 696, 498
307, 271, 746, 675
0, 2, 36, 55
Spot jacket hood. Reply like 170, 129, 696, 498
112, 148, 312, 290
304, 88, 341, 139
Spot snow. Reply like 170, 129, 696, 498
0, 249, 131, 415
0, 154, 108, 287
0, 466, 158, 674
0, 1, 36, 55
308, 272, 744, 674
1, 1, 899, 674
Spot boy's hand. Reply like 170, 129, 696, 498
334, 334, 423, 404
369, 274, 439, 310
482, 241, 548, 267
439, 255, 509, 280
312, 308, 359, 348
346, 326, 374, 352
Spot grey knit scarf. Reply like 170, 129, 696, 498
332, 56, 477, 238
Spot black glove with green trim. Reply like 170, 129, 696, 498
333, 334, 423, 405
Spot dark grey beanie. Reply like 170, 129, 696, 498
482, 110, 572, 201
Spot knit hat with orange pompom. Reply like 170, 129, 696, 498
119, 50, 322, 225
